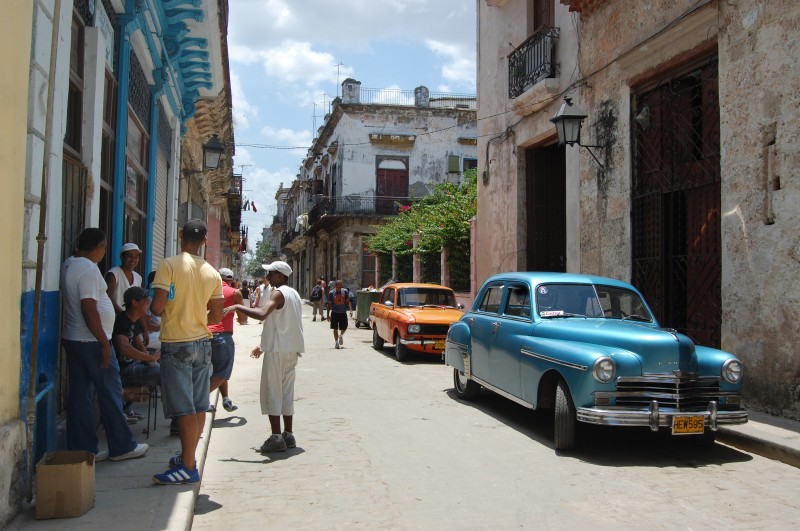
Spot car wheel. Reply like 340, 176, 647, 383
453, 368, 480, 401
372, 327, 385, 350
554, 379, 577, 451
394, 332, 408, 362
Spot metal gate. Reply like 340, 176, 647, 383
631, 54, 721, 348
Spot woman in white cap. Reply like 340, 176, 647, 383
106, 242, 144, 314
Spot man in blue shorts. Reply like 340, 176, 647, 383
326, 279, 353, 349
150, 219, 223, 485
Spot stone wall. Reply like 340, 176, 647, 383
574, 0, 800, 417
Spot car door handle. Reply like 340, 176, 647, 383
466, 318, 475, 327
491, 322, 501, 333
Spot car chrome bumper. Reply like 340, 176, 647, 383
576, 401, 748, 431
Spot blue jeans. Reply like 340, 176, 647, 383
210, 332, 235, 380
63, 340, 137, 458
120, 361, 161, 387
160, 339, 211, 418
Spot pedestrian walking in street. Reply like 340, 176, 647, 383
327, 279, 353, 349
319, 276, 328, 320
208, 268, 245, 413
223, 261, 304, 453
310, 279, 324, 321
60, 228, 149, 462
150, 219, 223, 485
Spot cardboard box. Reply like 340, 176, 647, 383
35, 451, 96, 519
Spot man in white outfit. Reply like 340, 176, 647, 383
224, 261, 304, 452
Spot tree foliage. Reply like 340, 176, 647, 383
244, 240, 272, 278
366, 169, 477, 256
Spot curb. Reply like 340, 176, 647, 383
717, 427, 800, 469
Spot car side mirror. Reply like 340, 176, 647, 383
457, 304, 464, 310
384, 301, 394, 308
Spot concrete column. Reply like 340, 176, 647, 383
82, 27, 106, 227
412, 232, 421, 283
441, 248, 449, 286
341, 78, 361, 104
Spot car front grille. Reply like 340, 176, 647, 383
418, 324, 451, 335
610, 375, 726, 411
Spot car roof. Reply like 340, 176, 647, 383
483, 272, 636, 290
383, 283, 454, 291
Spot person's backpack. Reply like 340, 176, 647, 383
310, 285, 323, 301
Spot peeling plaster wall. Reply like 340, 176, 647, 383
565, 0, 800, 417
476, 0, 580, 284
330, 106, 477, 198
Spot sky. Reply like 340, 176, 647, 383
226, 0, 477, 250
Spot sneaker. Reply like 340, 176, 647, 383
152, 465, 200, 485
168, 452, 183, 469
126, 416, 139, 425
125, 410, 144, 420
339, 336, 344, 346
282, 431, 296, 449
95, 450, 109, 462
259, 434, 287, 453
334, 341, 340, 349
109, 443, 149, 461
222, 398, 238, 412
312, 318, 316, 322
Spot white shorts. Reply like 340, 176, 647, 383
260, 351, 300, 416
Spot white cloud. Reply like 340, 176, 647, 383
258, 125, 312, 155
425, 39, 476, 89
262, 41, 351, 86
230, 71, 257, 130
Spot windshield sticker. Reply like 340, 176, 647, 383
540, 310, 563, 317
538, 286, 549, 294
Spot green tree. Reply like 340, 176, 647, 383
366, 169, 477, 256
245, 239, 273, 278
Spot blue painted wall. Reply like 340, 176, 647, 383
19, 290, 60, 462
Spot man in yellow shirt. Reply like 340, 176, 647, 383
150, 219, 223, 485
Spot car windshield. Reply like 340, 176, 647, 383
535, 283, 653, 322
397, 288, 457, 308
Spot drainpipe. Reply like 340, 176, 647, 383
145, 83, 162, 276
26, 0, 62, 502
110, 5, 137, 262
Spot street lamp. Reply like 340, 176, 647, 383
550, 97, 605, 170
203, 134, 224, 170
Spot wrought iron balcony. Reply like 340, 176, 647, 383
308, 195, 412, 227
508, 26, 560, 99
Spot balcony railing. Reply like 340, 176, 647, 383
357, 88, 476, 110
308, 195, 412, 226
508, 26, 560, 99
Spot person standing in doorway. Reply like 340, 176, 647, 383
223, 261, 304, 453
326, 279, 353, 349
60, 228, 149, 462
150, 219, 223, 485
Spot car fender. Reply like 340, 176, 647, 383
695, 345, 745, 392
520, 336, 642, 408
444, 320, 471, 372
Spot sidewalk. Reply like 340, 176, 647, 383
6, 357, 800, 530
6, 390, 219, 531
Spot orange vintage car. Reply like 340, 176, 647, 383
369, 283, 463, 361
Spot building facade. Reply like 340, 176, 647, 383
274, 79, 477, 297
5, 0, 236, 524
477, 0, 800, 417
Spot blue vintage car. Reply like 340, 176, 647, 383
444, 272, 747, 450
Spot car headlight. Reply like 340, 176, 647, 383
592, 357, 616, 383
407, 324, 421, 333
722, 359, 744, 383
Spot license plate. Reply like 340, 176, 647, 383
672, 415, 705, 435
434, 340, 445, 350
